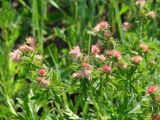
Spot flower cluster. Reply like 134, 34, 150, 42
10, 37, 36, 62
37, 68, 50, 87
10, 36, 49, 87
70, 41, 150, 80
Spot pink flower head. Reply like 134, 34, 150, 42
99, 21, 109, 30
38, 68, 46, 77
152, 113, 160, 120
10, 49, 21, 62
148, 11, 156, 19
69, 46, 82, 60
19, 44, 34, 52
122, 22, 129, 31
95, 54, 106, 62
139, 43, 149, 52
132, 55, 142, 64
36, 77, 44, 82
93, 21, 109, 32
102, 65, 112, 73
135, 0, 146, 8
91, 45, 100, 55
106, 50, 121, 60
72, 70, 91, 79
146, 85, 158, 94
82, 62, 91, 70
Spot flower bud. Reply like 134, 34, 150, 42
146, 85, 158, 94
38, 68, 46, 77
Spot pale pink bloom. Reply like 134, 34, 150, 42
135, 0, 146, 8
69, 46, 82, 60
139, 43, 149, 52
38, 68, 46, 77
147, 11, 156, 19
93, 21, 109, 32
36, 77, 44, 82
72, 70, 91, 79
39, 79, 50, 87
99, 21, 109, 30
91, 45, 100, 55
26, 36, 36, 48
106, 50, 121, 60
10, 49, 21, 62
93, 24, 101, 33
122, 22, 129, 31
132, 55, 142, 64
95, 54, 106, 62
82, 62, 91, 70
146, 85, 158, 94
102, 65, 112, 73
19, 44, 34, 52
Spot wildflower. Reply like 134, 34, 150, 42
135, 0, 146, 8
72, 70, 91, 79
116, 62, 128, 69
26, 36, 36, 48
93, 24, 101, 33
147, 11, 156, 19
139, 43, 149, 52
95, 54, 106, 62
36, 77, 44, 82
38, 68, 46, 77
39, 79, 50, 87
93, 21, 109, 32
102, 65, 112, 73
10, 49, 21, 62
152, 113, 160, 120
99, 21, 109, 30
82, 62, 91, 70
146, 85, 158, 94
69, 46, 82, 60
106, 50, 121, 60
122, 22, 129, 31
132, 55, 142, 64
19, 44, 34, 52
91, 45, 100, 55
